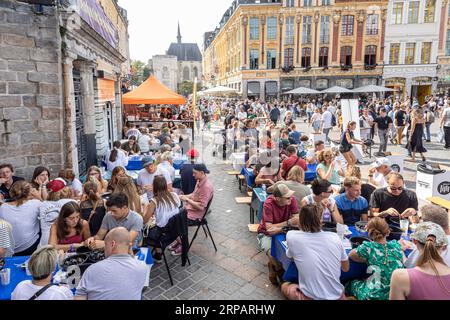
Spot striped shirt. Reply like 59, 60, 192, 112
334, 194, 369, 226
0, 219, 14, 257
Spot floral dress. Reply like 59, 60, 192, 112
347, 241, 403, 300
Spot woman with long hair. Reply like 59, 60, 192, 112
113, 176, 143, 215
390, 222, 450, 300
86, 166, 108, 194
347, 217, 404, 300
48, 202, 90, 252
121, 136, 140, 155
339, 121, 363, 166
31, 166, 50, 201
105, 141, 129, 173
80, 181, 106, 236
316, 149, 345, 188
0, 181, 42, 256
142, 176, 181, 262
107, 166, 127, 193
408, 108, 427, 162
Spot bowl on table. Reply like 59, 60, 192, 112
350, 236, 372, 249
322, 221, 337, 233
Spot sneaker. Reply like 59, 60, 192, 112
168, 241, 180, 251
171, 244, 182, 256
152, 252, 162, 263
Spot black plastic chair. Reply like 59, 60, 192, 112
187, 197, 217, 252
146, 210, 190, 286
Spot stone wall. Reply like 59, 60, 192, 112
0, 0, 63, 179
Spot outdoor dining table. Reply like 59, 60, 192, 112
250, 188, 268, 223
271, 226, 412, 285
125, 155, 188, 171
0, 248, 154, 300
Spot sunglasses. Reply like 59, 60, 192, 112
389, 186, 404, 191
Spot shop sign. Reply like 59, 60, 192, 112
412, 77, 432, 86
75, 0, 119, 48
438, 182, 450, 196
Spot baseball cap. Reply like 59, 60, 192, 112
193, 164, 210, 174
47, 178, 67, 193
371, 158, 391, 168
187, 149, 200, 158
272, 183, 295, 199
141, 155, 156, 168
410, 222, 448, 247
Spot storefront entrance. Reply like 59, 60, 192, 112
73, 70, 88, 177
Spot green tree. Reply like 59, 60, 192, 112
179, 81, 194, 96
130, 60, 150, 86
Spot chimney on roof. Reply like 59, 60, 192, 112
177, 21, 182, 44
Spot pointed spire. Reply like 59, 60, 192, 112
177, 21, 182, 44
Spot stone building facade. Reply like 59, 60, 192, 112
203, 0, 388, 101
0, 0, 130, 179
437, 0, 450, 94
150, 55, 179, 92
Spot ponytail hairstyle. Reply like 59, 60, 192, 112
367, 217, 390, 243
83, 181, 100, 205
109, 141, 122, 162
347, 121, 357, 131
10, 180, 32, 207
417, 236, 446, 270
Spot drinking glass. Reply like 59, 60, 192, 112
0, 268, 10, 286
400, 219, 409, 236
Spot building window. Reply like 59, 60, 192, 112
322, 0, 330, 5
183, 67, 190, 81
163, 67, 169, 79
193, 67, 198, 78
284, 48, 294, 67
301, 48, 311, 68
303, 0, 312, 6
408, 1, 419, 24
366, 14, 378, 35
267, 17, 277, 40
340, 46, 352, 66
405, 43, 416, 64
285, 0, 295, 7
250, 18, 259, 40
389, 43, 400, 64
319, 47, 328, 67
392, 2, 403, 24
302, 16, 312, 44
285, 16, 295, 45
424, 0, 436, 23
364, 45, 377, 66
250, 50, 259, 70
421, 42, 432, 64
267, 49, 276, 69
320, 16, 330, 44
341, 15, 354, 36
447, 31, 450, 56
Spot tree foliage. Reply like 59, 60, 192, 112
131, 60, 151, 86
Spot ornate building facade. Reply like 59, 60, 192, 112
383, 0, 442, 103
437, 0, 450, 94
203, 0, 388, 100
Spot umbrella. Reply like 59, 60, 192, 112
285, 87, 320, 95
352, 85, 395, 93
321, 86, 353, 94
202, 86, 238, 95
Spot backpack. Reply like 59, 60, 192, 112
331, 113, 337, 127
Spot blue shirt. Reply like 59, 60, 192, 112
180, 163, 196, 195
289, 131, 301, 144
334, 193, 368, 226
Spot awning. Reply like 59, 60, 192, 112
122, 76, 186, 105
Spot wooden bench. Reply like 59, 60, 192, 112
238, 174, 246, 192
235, 197, 252, 205
427, 197, 450, 211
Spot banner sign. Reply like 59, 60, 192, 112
76, 0, 118, 48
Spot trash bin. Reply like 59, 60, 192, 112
416, 164, 450, 201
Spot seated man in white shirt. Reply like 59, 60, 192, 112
305, 141, 325, 165
368, 158, 392, 188
281, 204, 349, 300
158, 151, 176, 182
75, 227, 147, 300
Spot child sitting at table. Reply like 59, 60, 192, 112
346, 217, 404, 300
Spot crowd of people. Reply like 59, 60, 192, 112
0, 117, 215, 300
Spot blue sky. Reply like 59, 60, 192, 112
119, 0, 232, 62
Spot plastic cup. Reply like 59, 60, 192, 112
0, 268, 10, 286
400, 219, 409, 236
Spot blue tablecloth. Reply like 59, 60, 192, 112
242, 164, 317, 188
271, 226, 411, 285
173, 156, 188, 170
0, 256, 30, 300
251, 188, 268, 222
241, 167, 256, 188
305, 164, 318, 182
126, 156, 143, 171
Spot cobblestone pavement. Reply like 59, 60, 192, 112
143, 116, 450, 300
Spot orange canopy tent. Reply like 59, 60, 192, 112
122, 76, 186, 105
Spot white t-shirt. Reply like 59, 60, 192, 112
151, 192, 181, 228
105, 149, 129, 172
237, 111, 247, 121
158, 161, 176, 182
137, 167, 172, 199
373, 172, 388, 188
286, 230, 348, 300
38, 199, 75, 247
405, 235, 450, 268
0, 200, 42, 253
71, 178, 83, 196
322, 110, 333, 129
137, 135, 151, 153
12, 281, 73, 300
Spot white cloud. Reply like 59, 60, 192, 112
118, 0, 232, 62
